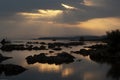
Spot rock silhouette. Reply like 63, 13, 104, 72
0, 39, 11, 45
0, 40, 84, 51
0, 54, 12, 63
0, 44, 47, 51
26, 52, 75, 65
48, 42, 84, 49
0, 64, 27, 76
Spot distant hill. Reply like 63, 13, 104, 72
36, 36, 105, 41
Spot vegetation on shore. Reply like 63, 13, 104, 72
73, 29, 120, 64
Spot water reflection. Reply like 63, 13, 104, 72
107, 64, 120, 80
90, 55, 120, 80
29, 63, 74, 77
34, 63, 62, 72
62, 68, 74, 77
0, 40, 118, 80
84, 72, 95, 80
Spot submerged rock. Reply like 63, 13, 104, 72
26, 52, 75, 65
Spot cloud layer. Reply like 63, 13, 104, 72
0, 0, 120, 23
0, 0, 120, 39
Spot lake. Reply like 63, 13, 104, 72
0, 40, 118, 80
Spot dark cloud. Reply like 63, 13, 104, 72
56, 0, 120, 24
0, 0, 84, 22
0, 0, 82, 14
0, 0, 120, 24
0, 0, 120, 39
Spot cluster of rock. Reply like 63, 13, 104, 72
48, 42, 84, 51
48, 42, 84, 49
0, 44, 47, 51
27, 42, 46, 45
0, 40, 84, 52
26, 52, 75, 65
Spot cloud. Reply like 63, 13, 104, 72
1, 0, 120, 24
56, 0, 120, 24
0, 0, 120, 39
61, 3, 78, 10
18, 9, 63, 22
0, 20, 98, 39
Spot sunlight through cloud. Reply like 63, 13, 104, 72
81, 0, 95, 6
81, 0, 103, 6
18, 9, 63, 19
61, 3, 77, 10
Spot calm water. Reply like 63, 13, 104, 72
0, 40, 118, 80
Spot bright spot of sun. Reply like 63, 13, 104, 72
38, 9, 63, 17
61, 3, 77, 10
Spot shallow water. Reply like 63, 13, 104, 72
0, 40, 118, 80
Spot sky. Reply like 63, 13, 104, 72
0, 0, 120, 39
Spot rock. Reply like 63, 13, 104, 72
40, 42, 46, 45
48, 42, 84, 49
39, 45, 47, 50
48, 43, 56, 49
26, 52, 75, 65
0, 39, 11, 45
72, 49, 92, 56
1, 44, 26, 51
53, 47, 62, 51
0, 64, 27, 76
79, 49, 91, 56
0, 44, 47, 51
0, 54, 12, 63
32, 46, 41, 50
57, 52, 75, 59
49, 51, 54, 53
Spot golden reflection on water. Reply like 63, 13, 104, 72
29, 63, 74, 77
34, 63, 62, 72
62, 68, 74, 77
84, 72, 94, 80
